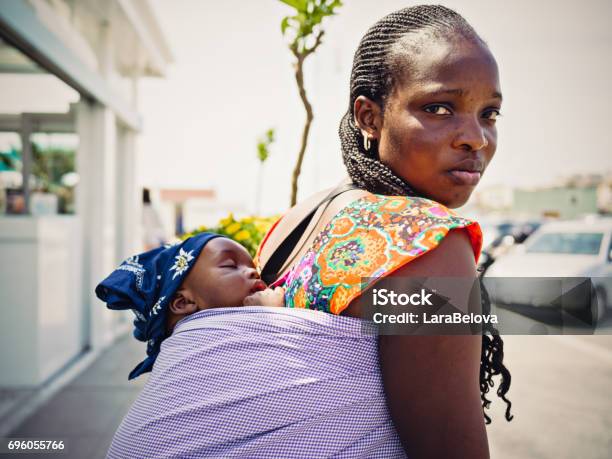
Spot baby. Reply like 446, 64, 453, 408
164, 235, 284, 331
95, 232, 284, 380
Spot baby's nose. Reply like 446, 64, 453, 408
246, 267, 259, 279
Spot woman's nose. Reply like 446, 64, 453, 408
452, 116, 489, 152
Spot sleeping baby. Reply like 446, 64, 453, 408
95, 232, 284, 380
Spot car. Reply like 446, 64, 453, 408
484, 217, 612, 323
477, 219, 543, 275
478, 219, 515, 249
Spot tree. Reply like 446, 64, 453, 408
279, 0, 342, 206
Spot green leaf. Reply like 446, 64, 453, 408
279, 0, 300, 10
257, 142, 268, 163
322, 0, 342, 15
296, 11, 307, 26
279, 0, 307, 12
310, 9, 323, 25
256, 128, 276, 163
281, 16, 290, 35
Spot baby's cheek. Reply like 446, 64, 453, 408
208, 285, 235, 307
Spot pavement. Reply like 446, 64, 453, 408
2, 330, 612, 458
1, 335, 148, 459
486, 334, 612, 459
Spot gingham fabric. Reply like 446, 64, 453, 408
107, 307, 407, 458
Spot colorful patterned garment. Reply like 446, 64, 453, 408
273, 194, 482, 315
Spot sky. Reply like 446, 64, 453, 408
132, 0, 610, 214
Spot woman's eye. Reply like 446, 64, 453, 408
423, 104, 452, 116
220, 263, 236, 268
483, 109, 501, 120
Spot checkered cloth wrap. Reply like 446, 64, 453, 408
107, 306, 407, 458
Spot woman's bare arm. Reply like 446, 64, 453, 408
378, 229, 489, 458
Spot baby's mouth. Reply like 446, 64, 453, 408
250, 280, 267, 294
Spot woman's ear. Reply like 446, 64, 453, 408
169, 292, 198, 316
353, 95, 383, 141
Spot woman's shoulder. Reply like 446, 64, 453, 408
345, 193, 473, 223
283, 192, 483, 315
317, 193, 482, 260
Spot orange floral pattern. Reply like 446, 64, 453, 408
281, 194, 482, 315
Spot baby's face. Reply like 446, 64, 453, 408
182, 237, 266, 308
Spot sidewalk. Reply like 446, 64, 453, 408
4, 334, 611, 458
3, 335, 148, 459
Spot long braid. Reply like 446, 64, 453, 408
479, 272, 514, 423
340, 4, 513, 423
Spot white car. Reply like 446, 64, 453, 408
484, 217, 612, 322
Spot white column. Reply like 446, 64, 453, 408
113, 125, 143, 332
75, 99, 118, 349
115, 125, 142, 261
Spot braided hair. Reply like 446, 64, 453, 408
339, 4, 513, 423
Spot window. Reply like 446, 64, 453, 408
0, 132, 23, 214
30, 133, 78, 214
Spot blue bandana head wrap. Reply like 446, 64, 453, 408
95, 233, 225, 380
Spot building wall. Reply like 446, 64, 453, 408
0, 217, 82, 386
513, 186, 598, 219
0, 0, 171, 388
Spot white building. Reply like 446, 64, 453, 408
0, 0, 172, 388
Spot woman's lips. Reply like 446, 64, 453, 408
448, 170, 481, 186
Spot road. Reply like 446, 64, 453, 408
486, 331, 612, 458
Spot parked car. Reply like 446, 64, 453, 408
484, 217, 612, 322
478, 219, 542, 275
479, 220, 515, 248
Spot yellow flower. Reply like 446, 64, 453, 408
241, 217, 254, 224
255, 222, 270, 233
226, 222, 241, 235
219, 213, 234, 227
235, 230, 250, 242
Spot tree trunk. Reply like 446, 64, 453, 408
290, 55, 313, 207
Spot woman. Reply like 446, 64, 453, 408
257, 4, 513, 458
102, 5, 512, 459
